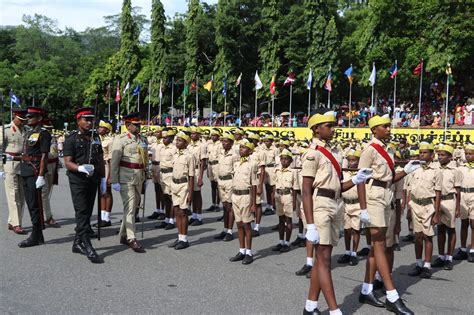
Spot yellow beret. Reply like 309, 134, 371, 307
233, 128, 245, 135
346, 149, 361, 158
240, 139, 255, 150
176, 131, 190, 143
437, 143, 454, 154
419, 142, 434, 151
99, 120, 112, 131
190, 126, 202, 134
247, 132, 260, 141
210, 129, 221, 136
279, 149, 293, 158
221, 132, 235, 141
155, 126, 163, 132
162, 129, 176, 137
280, 140, 290, 147
410, 149, 420, 156
465, 143, 474, 150
182, 126, 191, 133
368, 115, 391, 128
263, 134, 274, 140
308, 111, 336, 128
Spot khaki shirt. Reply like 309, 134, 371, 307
100, 134, 114, 161
262, 145, 278, 166
232, 158, 258, 190
150, 140, 164, 162
189, 140, 207, 172
110, 132, 147, 185
47, 134, 59, 174
172, 149, 196, 181
392, 166, 404, 200
0, 121, 24, 174
207, 140, 222, 164
439, 161, 462, 195
159, 143, 177, 170
408, 162, 442, 199
342, 171, 358, 200
359, 137, 394, 182
217, 149, 239, 179
274, 166, 299, 190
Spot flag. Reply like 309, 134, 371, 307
9, 90, 21, 106
203, 80, 213, 92
413, 60, 423, 76
133, 83, 140, 96
369, 63, 376, 86
190, 81, 197, 92
222, 77, 228, 96
344, 65, 353, 85
270, 75, 276, 95
124, 82, 130, 93
446, 63, 453, 85
390, 63, 398, 79
236, 73, 242, 86
105, 83, 111, 101
324, 70, 332, 91
115, 83, 121, 103
283, 72, 295, 86
306, 69, 313, 90
159, 80, 163, 99
254, 71, 263, 90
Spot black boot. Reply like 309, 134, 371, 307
18, 226, 44, 248
72, 235, 86, 255
81, 235, 102, 264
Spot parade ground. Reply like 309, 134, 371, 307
1, 168, 473, 315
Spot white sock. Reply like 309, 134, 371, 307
280, 240, 285, 245
386, 289, 400, 303
329, 309, 342, 315
446, 255, 453, 261
367, 245, 372, 250
159, 208, 165, 214
375, 271, 382, 281
284, 240, 289, 245
245, 249, 252, 256
461, 247, 467, 252
196, 213, 202, 220
470, 249, 474, 253
183, 235, 188, 242
423, 261, 431, 268
165, 217, 170, 224
169, 218, 174, 224
361, 282, 373, 295
305, 300, 318, 312
439, 255, 446, 261
101, 210, 106, 220
298, 233, 304, 239
345, 250, 351, 256
178, 234, 184, 241
254, 223, 260, 231
227, 229, 232, 234
350, 251, 357, 257
306, 257, 314, 266
154, 209, 160, 213
192, 213, 197, 219
239, 248, 245, 254
416, 259, 423, 267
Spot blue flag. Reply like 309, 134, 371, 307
133, 83, 140, 96
222, 77, 228, 97
9, 90, 21, 106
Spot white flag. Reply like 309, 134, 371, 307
124, 81, 130, 92
307, 68, 313, 90
254, 71, 263, 90
159, 80, 163, 99
236, 72, 242, 86
368, 63, 376, 87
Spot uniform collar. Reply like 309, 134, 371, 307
372, 137, 387, 148
440, 160, 456, 169
313, 137, 327, 148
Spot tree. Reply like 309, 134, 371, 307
150, 0, 167, 107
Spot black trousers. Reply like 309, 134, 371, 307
69, 177, 98, 237
22, 175, 41, 229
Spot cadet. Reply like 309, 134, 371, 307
401, 149, 420, 243
18, 107, 52, 248
188, 126, 207, 226
0, 108, 27, 234
262, 134, 278, 215
247, 132, 266, 236
432, 144, 462, 270
357, 115, 419, 314
206, 128, 222, 212
148, 126, 165, 220
229, 138, 258, 265
97, 120, 114, 227
302, 110, 373, 315
214, 131, 239, 241
63, 107, 105, 263
271, 149, 299, 253
406, 142, 442, 278
169, 131, 195, 250
111, 113, 147, 253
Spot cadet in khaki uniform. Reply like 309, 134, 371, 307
431, 144, 462, 270
229, 139, 258, 265
1, 109, 27, 234
302, 110, 373, 315
231, 127, 244, 156
357, 115, 419, 314
214, 132, 239, 241
41, 119, 60, 228
247, 132, 266, 236
405, 142, 442, 279
401, 149, 420, 243
169, 132, 195, 250
110, 113, 147, 253
454, 143, 474, 262
262, 134, 278, 215
271, 149, 299, 253
206, 129, 222, 212
154, 129, 177, 230
148, 127, 165, 220
188, 126, 207, 226
97, 120, 114, 227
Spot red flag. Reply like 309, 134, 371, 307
413, 60, 423, 76
283, 72, 295, 86
115, 82, 121, 103
269, 75, 276, 95
190, 81, 197, 92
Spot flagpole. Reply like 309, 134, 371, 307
307, 85, 311, 118
239, 82, 242, 127
159, 80, 162, 125
417, 59, 423, 139
224, 94, 227, 127
10, 98, 13, 121
348, 81, 352, 130
254, 88, 257, 127
289, 83, 293, 127
444, 67, 450, 138
327, 90, 331, 109
137, 89, 140, 112
147, 80, 151, 128
209, 75, 213, 127
108, 85, 111, 121
127, 89, 130, 114
183, 81, 186, 126
196, 76, 199, 122
117, 82, 120, 132
393, 60, 397, 128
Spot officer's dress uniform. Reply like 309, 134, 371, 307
42, 131, 59, 223
0, 121, 25, 231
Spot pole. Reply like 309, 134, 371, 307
224, 93, 227, 127
417, 59, 423, 139
196, 77, 199, 123
239, 83, 242, 127
159, 80, 163, 125
183, 81, 186, 126
444, 72, 450, 138
327, 90, 331, 109
209, 75, 213, 127
147, 80, 151, 128
393, 60, 397, 129
127, 90, 130, 114
271, 94, 275, 127
348, 82, 352, 129
10, 98, 13, 122
254, 89, 257, 127
307, 85, 311, 118
108, 84, 111, 121
117, 82, 120, 132
137, 89, 140, 112
171, 77, 174, 126
289, 83, 293, 127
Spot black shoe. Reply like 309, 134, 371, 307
357, 247, 370, 256
306, 271, 311, 279
272, 244, 283, 251
291, 237, 306, 247
157, 213, 166, 220
81, 236, 102, 264
271, 224, 279, 231
453, 249, 468, 260
401, 234, 415, 242
242, 254, 254, 265
229, 252, 245, 262
18, 230, 43, 248
393, 243, 401, 251
155, 221, 168, 229
280, 244, 290, 253
189, 218, 196, 225
147, 212, 160, 220
337, 254, 351, 264
444, 260, 453, 270
373, 279, 385, 292
252, 229, 260, 237
431, 257, 445, 268
295, 264, 312, 276
359, 292, 385, 308
216, 215, 224, 222
385, 298, 414, 315
205, 205, 215, 212
349, 255, 358, 266
168, 239, 179, 248
72, 236, 86, 255
164, 223, 175, 230
420, 267, 432, 278
214, 231, 226, 240
174, 241, 189, 250
408, 265, 422, 277
98, 220, 112, 227
190, 219, 203, 226
223, 233, 234, 242
303, 308, 321, 315
214, 206, 222, 212
263, 208, 275, 216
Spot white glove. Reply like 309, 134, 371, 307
352, 168, 374, 185
305, 224, 320, 244
78, 165, 90, 176
5, 154, 14, 161
112, 183, 121, 191
36, 176, 46, 189
360, 209, 371, 224
404, 160, 421, 174
100, 177, 107, 194
0, 171, 5, 179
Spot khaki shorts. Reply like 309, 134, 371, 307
231, 194, 253, 223
344, 203, 361, 231
207, 164, 218, 182
218, 180, 233, 203
460, 193, 474, 220
160, 174, 172, 195
193, 168, 202, 191
409, 201, 435, 236
264, 167, 276, 186
366, 186, 391, 228
385, 208, 396, 247
313, 196, 340, 247
256, 192, 262, 205
275, 193, 293, 218
171, 183, 189, 209
151, 165, 160, 183
440, 199, 456, 228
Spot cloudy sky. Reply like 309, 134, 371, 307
0, 0, 217, 31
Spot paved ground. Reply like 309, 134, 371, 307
1, 167, 473, 314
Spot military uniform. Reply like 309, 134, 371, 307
42, 124, 59, 224
459, 162, 474, 221
274, 164, 299, 218
188, 138, 207, 192
217, 148, 239, 205
207, 137, 222, 183
171, 148, 195, 211
232, 156, 258, 224
342, 171, 361, 232
439, 161, 462, 228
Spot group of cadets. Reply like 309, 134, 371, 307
2, 107, 474, 314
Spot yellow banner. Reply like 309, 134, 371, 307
134, 126, 473, 145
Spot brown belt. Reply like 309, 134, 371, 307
21, 155, 42, 162
160, 167, 173, 174
343, 198, 359, 205
219, 174, 233, 181
266, 163, 276, 167
172, 177, 188, 184
372, 179, 389, 189
461, 187, 474, 193
411, 195, 433, 206
209, 160, 218, 165
276, 188, 292, 195
152, 161, 160, 165
5, 152, 21, 156
233, 189, 250, 196
119, 161, 144, 169
316, 188, 336, 199
48, 157, 59, 164
441, 193, 455, 201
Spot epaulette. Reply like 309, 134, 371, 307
65, 130, 77, 139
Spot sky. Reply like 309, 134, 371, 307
0, 0, 217, 31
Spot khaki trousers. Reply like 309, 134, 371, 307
41, 172, 54, 219
5, 170, 25, 226
119, 183, 142, 240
